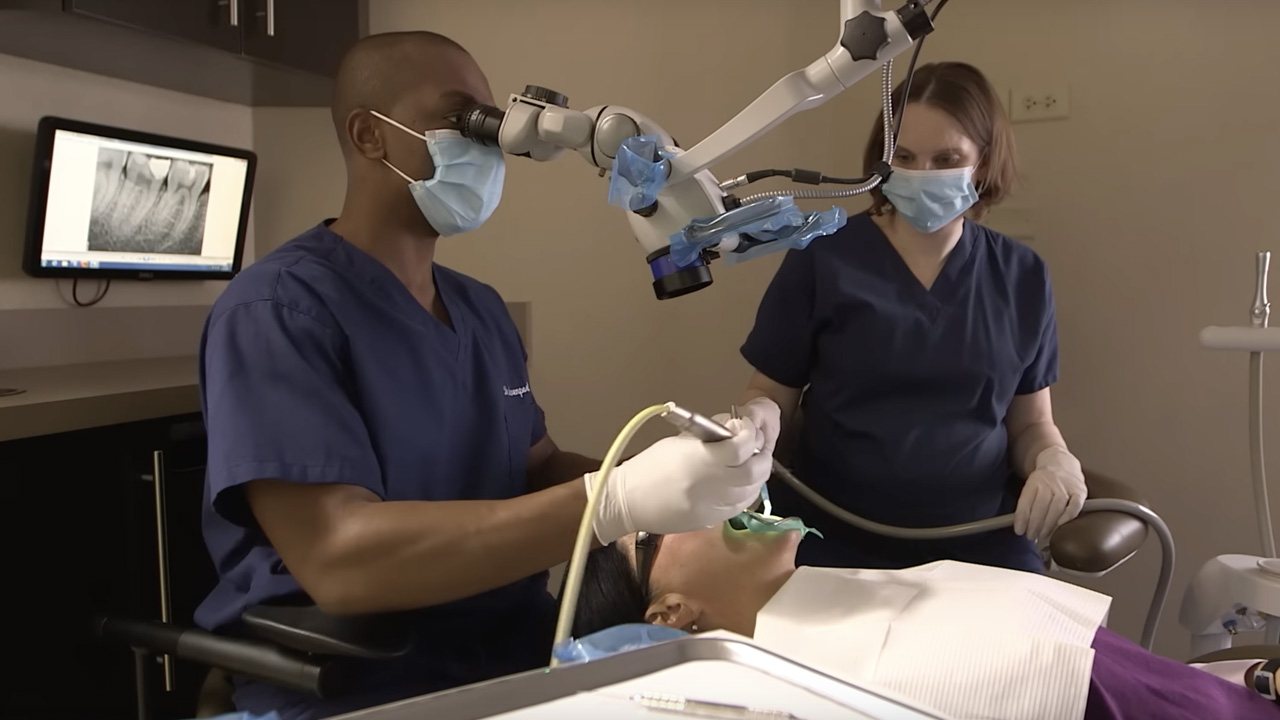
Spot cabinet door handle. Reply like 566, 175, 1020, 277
256, 0, 276, 37
219, 0, 240, 27
151, 450, 174, 693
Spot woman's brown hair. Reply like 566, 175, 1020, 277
864, 62, 1017, 221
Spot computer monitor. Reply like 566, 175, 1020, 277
23, 116, 257, 280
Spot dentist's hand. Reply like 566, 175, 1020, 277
586, 418, 773, 543
1014, 446, 1087, 544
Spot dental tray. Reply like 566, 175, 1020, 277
331, 637, 948, 720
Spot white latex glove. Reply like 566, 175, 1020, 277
714, 399, 781, 514
586, 418, 773, 544
715, 397, 782, 457
1014, 446, 1087, 543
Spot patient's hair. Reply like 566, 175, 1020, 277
862, 61, 1018, 221
570, 543, 649, 639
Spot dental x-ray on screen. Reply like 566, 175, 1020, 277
22, 116, 257, 280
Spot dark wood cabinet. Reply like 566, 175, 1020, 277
241, 0, 359, 78
0, 415, 215, 720
67, 0, 242, 53
65, 0, 359, 77
0, 0, 361, 106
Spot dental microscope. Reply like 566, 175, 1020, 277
447, 0, 940, 300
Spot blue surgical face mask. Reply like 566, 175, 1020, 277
371, 110, 505, 236
880, 166, 980, 234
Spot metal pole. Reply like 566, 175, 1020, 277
1251, 251, 1276, 558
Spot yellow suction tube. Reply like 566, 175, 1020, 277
551, 403, 670, 666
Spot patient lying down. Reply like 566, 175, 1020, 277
575, 519, 1279, 720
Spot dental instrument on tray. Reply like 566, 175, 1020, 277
630, 692, 803, 720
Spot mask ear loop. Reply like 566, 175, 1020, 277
381, 158, 416, 184
973, 152, 992, 217
974, 149, 990, 196
369, 109, 426, 141
368, 110, 425, 183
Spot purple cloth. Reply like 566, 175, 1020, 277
1087, 626, 1280, 719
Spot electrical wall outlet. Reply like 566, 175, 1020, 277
1009, 85, 1070, 123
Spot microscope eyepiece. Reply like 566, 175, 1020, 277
453, 86, 569, 149
453, 104, 505, 147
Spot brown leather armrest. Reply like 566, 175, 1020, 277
1189, 645, 1280, 663
1049, 469, 1150, 574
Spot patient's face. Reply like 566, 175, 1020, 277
624, 521, 801, 636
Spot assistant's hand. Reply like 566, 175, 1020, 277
714, 397, 782, 457
1014, 446, 1087, 543
586, 418, 773, 543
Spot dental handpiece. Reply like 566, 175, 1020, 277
661, 403, 734, 442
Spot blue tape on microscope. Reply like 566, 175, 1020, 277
669, 197, 799, 267
721, 204, 848, 266
607, 135, 673, 212
669, 197, 848, 268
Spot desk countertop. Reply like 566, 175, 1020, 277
0, 356, 200, 442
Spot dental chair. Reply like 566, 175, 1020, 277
96, 601, 412, 718
1047, 470, 1151, 575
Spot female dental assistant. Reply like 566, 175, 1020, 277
736, 62, 1086, 573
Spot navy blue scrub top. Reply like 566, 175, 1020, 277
742, 212, 1058, 572
196, 222, 556, 718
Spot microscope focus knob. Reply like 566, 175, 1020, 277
522, 85, 569, 108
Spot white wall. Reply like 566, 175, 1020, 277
250, 107, 346, 257
0, 52, 255, 312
